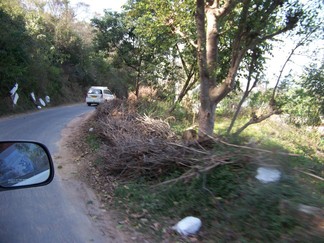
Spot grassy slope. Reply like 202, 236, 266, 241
110, 113, 323, 242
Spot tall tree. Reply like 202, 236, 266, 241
126, 0, 305, 138
92, 9, 179, 97
195, 0, 304, 137
92, 11, 149, 96
226, 47, 264, 135
0, 1, 32, 93
230, 22, 322, 136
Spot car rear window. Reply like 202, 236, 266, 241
88, 88, 102, 94
104, 89, 112, 95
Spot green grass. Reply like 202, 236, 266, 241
84, 99, 323, 241
86, 133, 101, 151
114, 161, 322, 241
215, 116, 323, 158
136, 97, 195, 135
110, 110, 323, 241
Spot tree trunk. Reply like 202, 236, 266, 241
135, 73, 140, 97
227, 93, 248, 135
169, 44, 197, 113
196, 0, 214, 137
198, 100, 217, 137
194, 0, 299, 138
196, 0, 243, 138
135, 59, 142, 97
227, 49, 260, 135
168, 74, 197, 113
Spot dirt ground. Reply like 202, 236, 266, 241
54, 111, 151, 242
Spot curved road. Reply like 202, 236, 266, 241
0, 104, 110, 242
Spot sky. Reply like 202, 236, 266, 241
69, 0, 322, 88
70, 0, 127, 20
264, 36, 323, 88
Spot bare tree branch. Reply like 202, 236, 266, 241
215, 0, 238, 18
205, 134, 300, 157
227, 48, 261, 135
233, 108, 281, 136
272, 30, 319, 101
174, 28, 198, 49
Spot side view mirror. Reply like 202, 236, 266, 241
0, 141, 54, 191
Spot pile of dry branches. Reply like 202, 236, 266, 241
93, 100, 235, 183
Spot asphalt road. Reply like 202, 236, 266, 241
0, 104, 109, 243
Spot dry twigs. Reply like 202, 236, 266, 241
92, 100, 238, 183
155, 159, 234, 187
294, 169, 324, 181
203, 133, 301, 157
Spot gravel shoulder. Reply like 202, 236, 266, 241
54, 111, 147, 242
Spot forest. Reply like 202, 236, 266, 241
0, 0, 130, 114
0, 0, 323, 133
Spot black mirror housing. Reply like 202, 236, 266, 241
0, 141, 54, 191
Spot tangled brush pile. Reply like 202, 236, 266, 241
94, 100, 235, 182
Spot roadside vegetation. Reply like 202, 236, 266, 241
1, 0, 323, 241
78, 94, 323, 242
0, 0, 131, 115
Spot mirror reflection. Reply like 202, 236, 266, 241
0, 142, 51, 187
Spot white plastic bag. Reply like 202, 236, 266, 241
256, 167, 281, 183
172, 216, 202, 236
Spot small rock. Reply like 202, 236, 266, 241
140, 218, 148, 224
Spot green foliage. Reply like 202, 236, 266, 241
91, 11, 143, 94
123, 0, 315, 137
0, 0, 123, 115
85, 52, 131, 98
0, 8, 31, 87
114, 159, 322, 241
301, 63, 324, 115
112, 97, 323, 241
217, 88, 274, 120
91, 9, 182, 96
283, 88, 321, 126
217, 115, 323, 158
217, 94, 243, 117
122, 0, 199, 101
277, 64, 324, 126
86, 133, 101, 151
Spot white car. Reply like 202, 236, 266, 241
86, 86, 115, 106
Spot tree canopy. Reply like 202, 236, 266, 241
0, 0, 127, 114
121, 0, 321, 137
1, 0, 322, 134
